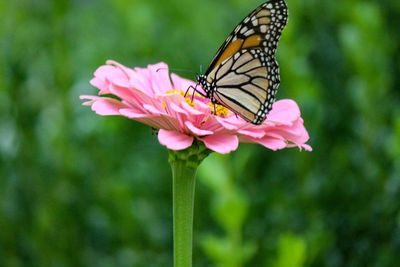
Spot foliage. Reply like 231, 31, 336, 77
1, 0, 400, 266
198, 154, 256, 267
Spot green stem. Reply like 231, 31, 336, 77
171, 159, 196, 267
168, 142, 211, 267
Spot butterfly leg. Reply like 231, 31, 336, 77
184, 85, 195, 103
185, 85, 196, 103
185, 84, 208, 99
184, 85, 194, 98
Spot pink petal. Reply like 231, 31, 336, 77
268, 119, 310, 145
238, 128, 266, 138
182, 102, 206, 115
104, 65, 130, 85
143, 104, 166, 115
215, 117, 241, 130
130, 66, 154, 95
148, 62, 173, 94
93, 65, 116, 80
267, 99, 301, 124
80, 95, 99, 106
107, 85, 148, 113
169, 102, 189, 116
171, 73, 197, 92
120, 109, 170, 129
91, 98, 127, 116
112, 77, 131, 88
158, 129, 194, 150
90, 77, 109, 93
185, 121, 213, 136
170, 73, 207, 96
201, 135, 239, 154
125, 104, 180, 131
301, 144, 313, 151
119, 108, 151, 119
255, 137, 288, 151
107, 60, 136, 79
90, 65, 117, 93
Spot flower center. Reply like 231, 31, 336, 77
165, 89, 197, 107
164, 89, 230, 117
165, 89, 186, 96
208, 102, 230, 117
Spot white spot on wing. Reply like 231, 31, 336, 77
240, 26, 248, 34
260, 25, 267, 33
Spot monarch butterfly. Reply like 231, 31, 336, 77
194, 0, 288, 125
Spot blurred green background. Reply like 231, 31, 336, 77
1, 0, 400, 266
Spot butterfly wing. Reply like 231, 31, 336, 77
206, 0, 288, 74
203, 0, 288, 124
209, 49, 279, 124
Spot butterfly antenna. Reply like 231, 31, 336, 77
156, 67, 168, 72
156, 67, 196, 75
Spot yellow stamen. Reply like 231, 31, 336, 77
208, 102, 230, 117
185, 98, 195, 107
165, 89, 197, 107
164, 89, 230, 118
165, 89, 184, 96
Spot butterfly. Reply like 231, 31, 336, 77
193, 0, 288, 125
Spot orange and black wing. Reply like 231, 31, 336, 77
209, 49, 279, 124
205, 0, 288, 76
203, 0, 288, 124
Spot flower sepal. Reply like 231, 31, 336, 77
168, 140, 212, 170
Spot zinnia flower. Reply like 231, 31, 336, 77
80, 60, 311, 154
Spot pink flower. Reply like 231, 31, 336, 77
80, 60, 312, 154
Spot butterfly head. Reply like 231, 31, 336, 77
195, 74, 205, 85
196, 74, 212, 95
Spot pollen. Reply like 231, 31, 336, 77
184, 98, 195, 107
165, 89, 197, 107
165, 89, 185, 96
208, 102, 230, 117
